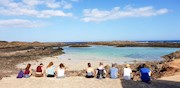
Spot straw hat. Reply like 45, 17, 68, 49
126, 64, 130, 67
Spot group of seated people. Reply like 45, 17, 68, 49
85, 62, 132, 79
19, 62, 65, 78
17, 62, 151, 83
86, 62, 151, 83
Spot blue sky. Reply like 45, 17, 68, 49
0, 0, 180, 42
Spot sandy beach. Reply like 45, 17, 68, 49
1, 75, 180, 88
16, 56, 113, 71
1, 41, 180, 88
1, 56, 180, 88
0, 76, 122, 88
1, 74, 180, 88
3, 56, 122, 88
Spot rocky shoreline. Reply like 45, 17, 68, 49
69, 44, 91, 47
64, 51, 180, 80
87, 41, 180, 48
0, 41, 180, 80
0, 41, 64, 80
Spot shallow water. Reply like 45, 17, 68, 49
59, 45, 180, 63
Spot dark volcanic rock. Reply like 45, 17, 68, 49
0, 42, 64, 79
88, 41, 180, 48
162, 50, 180, 61
69, 44, 91, 47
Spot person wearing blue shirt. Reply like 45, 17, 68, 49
46, 62, 55, 77
110, 63, 118, 79
139, 64, 151, 83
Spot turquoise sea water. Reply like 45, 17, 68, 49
60, 46, 180, 63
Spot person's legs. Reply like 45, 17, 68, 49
123, 76, 131, 80
86, 75, 94, 78
111, 76, 117, 79
47, 74, 55, 77
57, 76, 65, 78
141, 73, 150, 83
24, 74, 30, 78
35, 74, 43, 77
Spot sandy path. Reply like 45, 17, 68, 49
1, 75, 180, 88
159, 74, 180, 82
0, 76, 122, 88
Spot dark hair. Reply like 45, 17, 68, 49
112, 63, 116, 67
99, 62, 103, 66
88, 63, 91, 67
141, 64, 146, 68
59, 63, 65, 68
25, 64, 31, 70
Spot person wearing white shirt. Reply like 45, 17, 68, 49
123, 64, 132, 80
56, 63, 65, 78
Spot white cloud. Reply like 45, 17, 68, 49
63, 3, 72, 9
45, 0, 74, 9
38, 10, 73, 18
46, 0, 61, 9
22, 0, 43, 7
0, 8, 72, 18
0, 0, 73, 18
0, 19, 44, 28
82, 6, 169, 22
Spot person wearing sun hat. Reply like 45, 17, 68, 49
123, 64, 132, 80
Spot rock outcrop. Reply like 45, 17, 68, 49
0, 42, 65, 79
88, 41, 180, 48
162, 50, 180, 61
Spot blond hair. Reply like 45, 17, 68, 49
47, 62, 53, 68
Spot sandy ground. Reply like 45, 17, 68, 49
0, 57, 180, 88
16, 56, 113, 71
0, 74, 180, 88
159, 74, 180, 82
0, 76, 121, 88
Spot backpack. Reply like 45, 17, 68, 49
97, 68, 105, 79
17, 70, 24, 78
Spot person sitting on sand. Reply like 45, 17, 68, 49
35, 63, 45, 77
110, 63, 118, 79
139, 64, 151, 83
46, 62, 55, 77
85, 63, 95, 78
96, 62, 106, 79
123, 64, 132, 80
23, 63, 32, 78
56, 63, 65, 78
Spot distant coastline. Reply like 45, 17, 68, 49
63, 40, 180, 44
136, 40, 180, 43
1, 40, 180, 48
